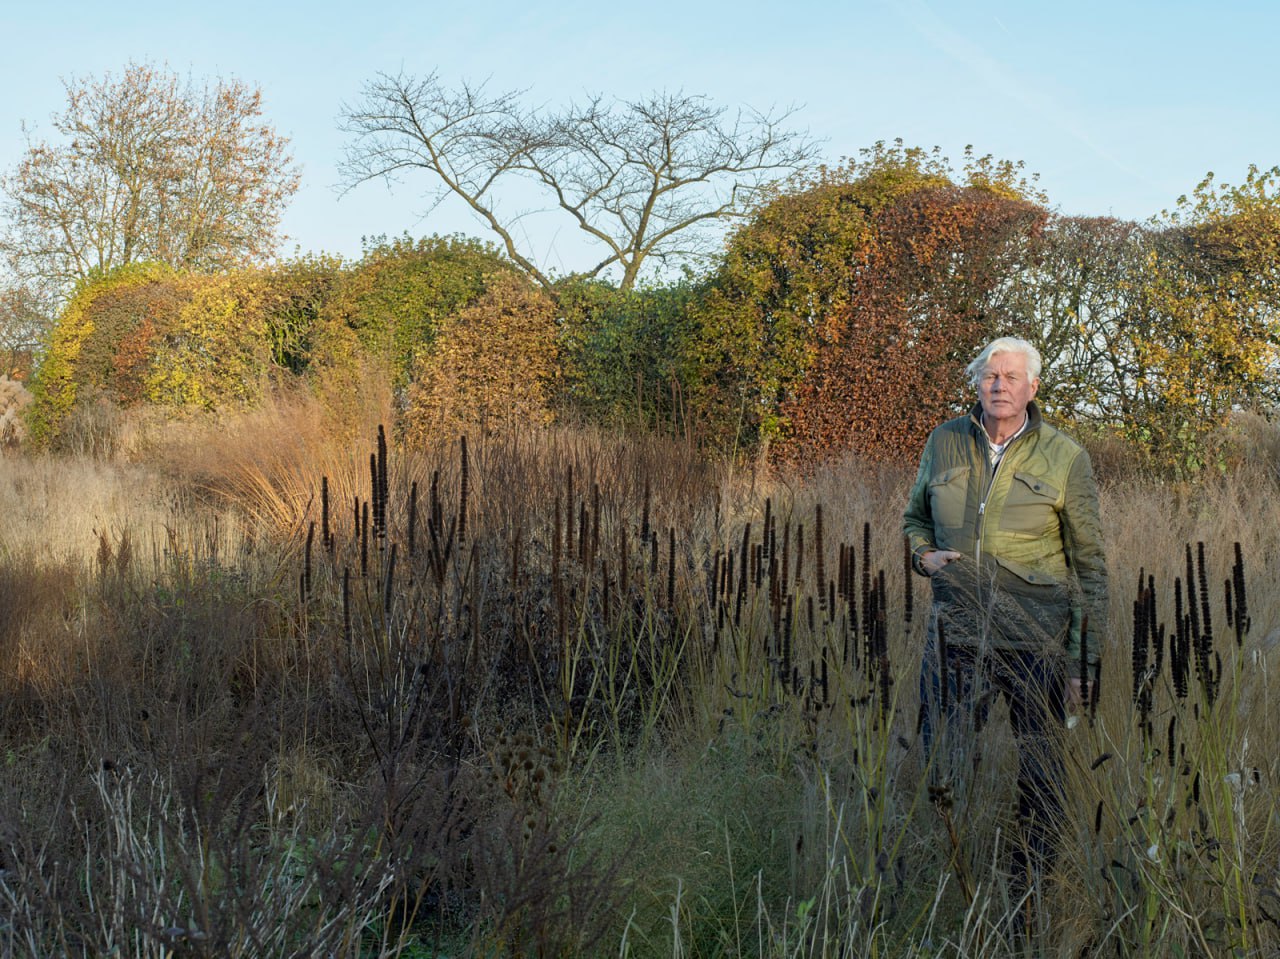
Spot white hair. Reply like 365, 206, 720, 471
966, 337, 1042, 387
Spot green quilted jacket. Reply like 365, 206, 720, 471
902, 401, 1107, 677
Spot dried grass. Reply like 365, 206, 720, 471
3, 412, 1280, 956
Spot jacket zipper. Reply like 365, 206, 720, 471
974, 458, 998, 569
974, 427, 1024, 578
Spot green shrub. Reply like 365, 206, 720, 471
556, 277, 702, 437
312, 234, 521, 394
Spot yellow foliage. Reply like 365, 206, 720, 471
144, 274, 271, 410
1123, 206, 1280, 474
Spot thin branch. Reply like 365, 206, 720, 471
340, 78, 819, 289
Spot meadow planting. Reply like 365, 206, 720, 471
2, 394, 1279, 958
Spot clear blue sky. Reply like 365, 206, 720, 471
2, 0, 1276, 279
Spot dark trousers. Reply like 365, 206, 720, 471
919, 639, 1067, 888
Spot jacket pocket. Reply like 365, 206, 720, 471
999, 471, 1060, 536
991, 556, 1072, 651
928, 465, 970, 532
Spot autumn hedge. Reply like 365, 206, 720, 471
23, 151, 1280, 475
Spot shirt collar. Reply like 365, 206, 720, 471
983, 411, 1029, 464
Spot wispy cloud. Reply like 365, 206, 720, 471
885, 0, 1146, 185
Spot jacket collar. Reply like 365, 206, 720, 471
968, 399, 1043, 436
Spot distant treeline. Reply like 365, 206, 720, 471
26, 145, 1280, 476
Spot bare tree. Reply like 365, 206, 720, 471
340, 72, 817, 290
1, 62, 300, 300
0, 283, 47, 375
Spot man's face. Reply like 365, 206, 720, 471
977, 352, 1039, 423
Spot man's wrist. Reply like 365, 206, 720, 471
911, 546, 934, 576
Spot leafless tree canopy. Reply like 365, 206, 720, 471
1, 63, 301, 301
340, 72, 818, 289
0, 285, 46, 374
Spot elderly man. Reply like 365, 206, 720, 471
903, 336, 1108, 900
